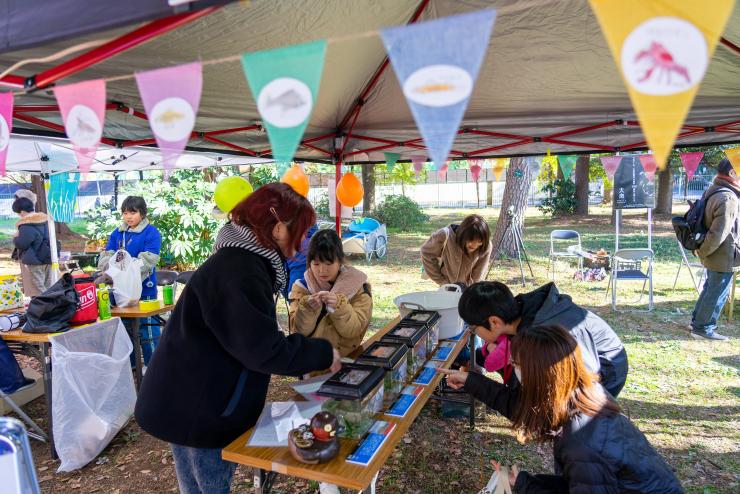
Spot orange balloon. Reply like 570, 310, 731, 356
336, 172, 363, 207
280, 165, 309, 197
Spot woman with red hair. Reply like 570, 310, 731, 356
440, 325, 682, 493
135, 183, 341, 494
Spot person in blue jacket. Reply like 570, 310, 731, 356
282, 223, 318, 300
98, 196, 162, 365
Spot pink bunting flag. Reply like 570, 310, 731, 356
438, 162, 449, 179
53, 79, 106, 173
639, 154, 657, 181
679, 151, 703, 181
135, 62, 202, 172
0, 92, 12, 176
470, 162, 482, 182
411, 155, 426, 178
600, 155, 622, 178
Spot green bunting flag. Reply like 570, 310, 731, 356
384, 152, 401, 172
241, 40, 327, 163
558, 155, 578, 180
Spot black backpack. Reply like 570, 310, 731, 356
23, 273, 79, 334
672, 187, 739, 251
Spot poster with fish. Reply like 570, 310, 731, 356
241, 40, 327, 163
53, 79, 106, 173
135, 62, 202, 172
588, 0, 734, 171
380, 9, 496, 171
0, 92, 12, 176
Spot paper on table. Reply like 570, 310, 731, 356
247, 401, 322, 447
289, 372, 333, 402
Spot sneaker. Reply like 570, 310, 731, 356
690, 331, 729, 341
319, 483, 341, 494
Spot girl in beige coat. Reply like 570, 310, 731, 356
420, 214, 492, 288
289, 229, 372, 357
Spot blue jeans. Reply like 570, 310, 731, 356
170, 444, 236, 494
691, 270, 733, 335
122, 317, 161, 367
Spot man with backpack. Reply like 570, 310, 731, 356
690, 158, 739, 341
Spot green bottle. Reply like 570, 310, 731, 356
98, 284, 111, 320
163, 284, 174, 305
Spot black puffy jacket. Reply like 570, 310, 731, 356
516, 283, 628, 397
465, 372, 684, 493
13, 212, 53, 265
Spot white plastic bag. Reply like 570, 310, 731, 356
49, 318, 136, 472
106, 249, 142, 307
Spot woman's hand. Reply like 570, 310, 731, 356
320, 291, 338, 310
308, 293, 323, 309
486, 342, 497, 353
330, 348, 342, 373
436, 368, 468, 389
491, 460, 520, 488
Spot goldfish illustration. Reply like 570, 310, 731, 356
265, 89, 307, 113
156, 109, 186, 125
75, 116, 97, 136
413, 83, 455, 94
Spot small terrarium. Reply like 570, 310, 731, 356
400, 310, 441, 356
317, 363, 385, 439
381, 322, 430, 379
355, 341, 409, 407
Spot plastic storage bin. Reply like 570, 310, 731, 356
317, 363, 385, 439
400, 310, 441, 357
355, 341, 409, 407
381, 322, 430, 379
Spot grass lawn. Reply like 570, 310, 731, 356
18, 206, 740, 493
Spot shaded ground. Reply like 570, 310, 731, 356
6, 206, 739, 493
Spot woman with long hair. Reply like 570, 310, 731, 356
135, 183, 341, 494
420, 213, 491, 288
439, 325, 682, 493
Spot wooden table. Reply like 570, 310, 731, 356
222, 318, 475, 493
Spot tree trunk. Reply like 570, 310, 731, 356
575, 155, 590, 215
655, 166, 673, 215
491, 157, 531, 258
362, 164, 376, 213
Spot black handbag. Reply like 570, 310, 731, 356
23, 273, 79, 334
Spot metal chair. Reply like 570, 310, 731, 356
548, 230, 583, 280
175, 270, 194, 286
0, 417, 41, 493
156, 270, 178, 286
673, 238, 706, 293
605, 248, 654, 311
0, 386, 47, 443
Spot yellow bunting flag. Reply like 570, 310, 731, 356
491, 158, 507, 181
588, 0, 734, 170
725, 148, 740, 175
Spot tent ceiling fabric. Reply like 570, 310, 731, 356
1, 0, 739, 164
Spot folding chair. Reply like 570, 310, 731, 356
672, 239, 705, 293
548, 230, 583, 280
156, 269, 179, 298
0, 386, 48, 443
605, 248, 654, 311
0, 417, 42, 493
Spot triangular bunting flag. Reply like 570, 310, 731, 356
600, 155, 622, 178
241, 40, 327, 163
380, 9, 496, 170
679, 151, 703, 181
542, 155, 558, 173
53, 79, 106, 173
438, 162, 449, 179
276, 162, 291, 178
558, 155, 578, 180
470, 160, 482, 182
588, 0, 734, 170
491, 158, 506, 181
136, 62, 202, 172
725, 148, 740, 175
385, 152, 400, 172
526, 156, 543, 178
639, 154, 657, 181
0, 92, 12, 176
411, 155, 426, 178
48, 171, 80, 223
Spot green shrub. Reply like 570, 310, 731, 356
538, 179, 577, 217
373, 195, 428, 231
313, 193, 330, 220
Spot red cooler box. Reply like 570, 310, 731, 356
70, 273, 99, 325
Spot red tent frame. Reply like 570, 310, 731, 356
3, 0, 740, 232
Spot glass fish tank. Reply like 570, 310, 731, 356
400, 310, 441, 357
355, 341, 409, 408
381, 322, 429, 379
317, 363, 385, 439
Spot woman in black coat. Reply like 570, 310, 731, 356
135, 183, 341, 494
439, 325, 682, 493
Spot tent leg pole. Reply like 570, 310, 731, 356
335, 160, 342, 237
42, 175, 59, 283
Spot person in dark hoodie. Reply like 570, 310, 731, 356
12, 196, 55, 296
135, 183, 341, 494
458, 281, 628, 397
438, 325, 683, 493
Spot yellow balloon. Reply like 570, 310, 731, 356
214, 176, 253, 213
281, 165, 310, 197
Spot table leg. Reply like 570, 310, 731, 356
468, 331, 476, 429
40, 342, 57, 460
359, 472, 379, 494
254, 468, 276, 494
126, 318, 144, 391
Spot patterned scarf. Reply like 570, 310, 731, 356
214, 222, 286, 293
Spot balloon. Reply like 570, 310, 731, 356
336, 172, 363, 207
214, 176, 253, 213
281, 164, 309, 197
